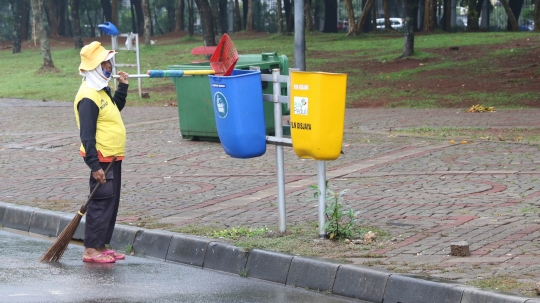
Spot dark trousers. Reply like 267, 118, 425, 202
84, 160, 122, 248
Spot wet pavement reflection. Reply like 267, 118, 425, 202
0, 229, 365, 303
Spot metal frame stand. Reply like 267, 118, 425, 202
261, 68, 327, 236
111, 33, 142, 98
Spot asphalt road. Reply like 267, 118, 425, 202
0, 229, 365, 303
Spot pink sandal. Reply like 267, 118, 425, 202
103, 250, 125, 260
82, 253, 116, 263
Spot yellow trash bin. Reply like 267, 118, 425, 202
290, 71, 347, 160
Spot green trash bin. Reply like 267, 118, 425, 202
169, 52, 289, 141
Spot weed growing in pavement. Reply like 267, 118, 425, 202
467, 274, 536, 297
124, 244, 134, 255
211, 226, 270, 239
239, 269, 248, 277
309, 182, 360, 240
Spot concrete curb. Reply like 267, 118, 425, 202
0, 201, 537, 303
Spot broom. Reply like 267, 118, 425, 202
39, 157, 117, 262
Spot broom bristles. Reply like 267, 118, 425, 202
40, 157, 115, 263
39, 213, 83, 262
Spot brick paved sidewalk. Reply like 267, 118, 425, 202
2, 99, 540, 297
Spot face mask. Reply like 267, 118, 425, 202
102, 67, 112, 78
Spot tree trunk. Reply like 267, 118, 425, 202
70, 0, 83, 49
142, 0, 151, 44
193, 0, 216, 46
322, 0, 338, 32
30, 0, 54, 68
242, 0, 248, 28
383, 0, 390, 29
507, 0, 524, 30
166, 0, 175, 32
186, 0, 194, 37
277, 0, 284, 34
175, 0, 184, 31
423, 0, 436, 31
218, 0, 227, 33
44, 0, 59, 37
372, 0, 377, 31
500, 0, 519, 31
417, 0, 424, 29
56, 0, 69, 36
305, 0, 315, 31
153, 2, 165, 35
20, 0, 30, 41
313, 0, 320, 30
475, 0, 484, 19
148, 1, 154, 36
283, 0, 292, 32
130, 1, 137, 32
234, 0, 242, 31
131, 0, 145, 34
101, 0, 112, 21
10, 0, 22, 53
442, 0, 450, 30
432, 0, 437, 28
402, 0, 415, 57
356, 0, 373, 32
246, 0, 253, 30
535, 0, 540, 31
188, 0, 194, 36
84, 6, 95, 37
344, 0, 356, 35
208, 0, 219, 33
112, 0, 119, 26
467, 0, 480, 31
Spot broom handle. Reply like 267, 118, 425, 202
78, 157, 117, 214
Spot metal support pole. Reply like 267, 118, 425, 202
294, 0, 306, 71
135, 34, 142, 98
317, 161, 327, 238
273, 68, 286, 233
111, 35, 118, 90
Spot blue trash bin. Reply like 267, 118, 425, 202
209, 70, 266, 158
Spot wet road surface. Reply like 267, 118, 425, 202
0, 229, 365, 303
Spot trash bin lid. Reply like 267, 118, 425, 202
98, 22, 119, 36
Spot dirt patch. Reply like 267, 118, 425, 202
313, 36, 540, 108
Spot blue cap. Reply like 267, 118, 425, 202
98, 22, 119, 36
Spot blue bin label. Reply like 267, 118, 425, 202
214, 92, 229, 119
211, 84, 226, 88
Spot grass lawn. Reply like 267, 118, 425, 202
1, 31, 538, 108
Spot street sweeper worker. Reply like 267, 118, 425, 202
74, 41, 129, 263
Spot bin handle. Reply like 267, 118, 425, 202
113, 69, 215, 78
261, 52, 277, 59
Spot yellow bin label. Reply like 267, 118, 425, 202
290, 71, 347, 160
